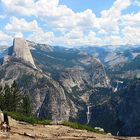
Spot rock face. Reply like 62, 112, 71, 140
88, 79, 140, 136
0, 38, 120, 134
12, 38, 36, 69
60, 58, 110, 93
0, 38, 111, 123
117, 79, 140, 136
0, 58, 76, 121
0, 38, 78, 121
1, 38, 140, 136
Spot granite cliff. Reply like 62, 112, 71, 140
12, 38, 37, 69
1, 38, 140, 136
0, 38, 110, 123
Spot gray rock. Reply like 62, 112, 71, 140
60, 58, 110, 93
12, 38, 36, 69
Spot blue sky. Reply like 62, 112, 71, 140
0, 0, 140, 47
59, 0, 114, 16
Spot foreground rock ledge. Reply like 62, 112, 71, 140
0, 118, 139, 140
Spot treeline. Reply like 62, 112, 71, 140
0, 81, 32, 116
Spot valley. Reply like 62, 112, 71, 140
0, 38, 140, 136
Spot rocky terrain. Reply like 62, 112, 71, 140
0, 37, 110, 122
0, 117, 139, 140
60, 57, 110, 93
0, 38, 140, 136
10, 38, 36, 69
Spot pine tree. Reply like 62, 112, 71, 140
3, 84, 11, 111
10, 81, 21, 112
0, 85, 4, 110
22, 92, 32, 116
0, 81, 32, 116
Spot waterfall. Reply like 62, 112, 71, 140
86, 105, 91, 124
114, 82, 118, 92
113, 80, 123, 93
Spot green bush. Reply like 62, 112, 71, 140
3, 111, 51, 125
63, 121, 106, 134
37, 119, 52, 125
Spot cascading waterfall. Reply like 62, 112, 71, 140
113, 80, 123, 93
86, 105, 91, 124
114, 82, 119, 92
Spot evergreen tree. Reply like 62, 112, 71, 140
0, 85, 4, 110
3, 84, 11, 111
0, 81, 32, 116
22, 92, 32, 116
10, 81, 21, 112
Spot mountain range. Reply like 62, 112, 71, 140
0, 37, 140, 136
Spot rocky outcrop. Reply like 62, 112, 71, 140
60, 68, 86, 93
12, 38, 36, 69
117, 79, 140, 136
85, 58, 110, 88
0, 57, 76, 121
1, 117, 135, 140
0, 38, 112, 131
88, 79, 140, 136
60, 58, 110, 93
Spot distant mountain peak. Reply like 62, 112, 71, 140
11, 37, 37, 69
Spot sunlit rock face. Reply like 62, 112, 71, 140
12, 37, 36, 69
0, 38, 76, 122
60, 58, 110, 93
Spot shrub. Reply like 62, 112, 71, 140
3, 111, 51, 125
63, 121, 106, 134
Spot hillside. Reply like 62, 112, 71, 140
0, 38, 111, 123
0, 38, 140, 136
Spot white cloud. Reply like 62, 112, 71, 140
0, 31, 12, 45
65, 28, 84, 39
1, 0, 59, 16
87, 31, 102, 45
5, 17, 39, 32
0, 15, 7, 19
101, 0, 132, 18
134, 0, 140, 7
121, 12, 140, 26
0, 31, 11, 41
1, 0, 36, 16
1, 0, 96, 31
122, 26, 140, 45
14, 32, 23, 38
4, 16, 55, 44
52, 30, 102, 46
1, 0, 139, 46
28, 28, 55, 44
98, 0, 132, 34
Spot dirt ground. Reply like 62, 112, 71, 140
0, 117, 139, 140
